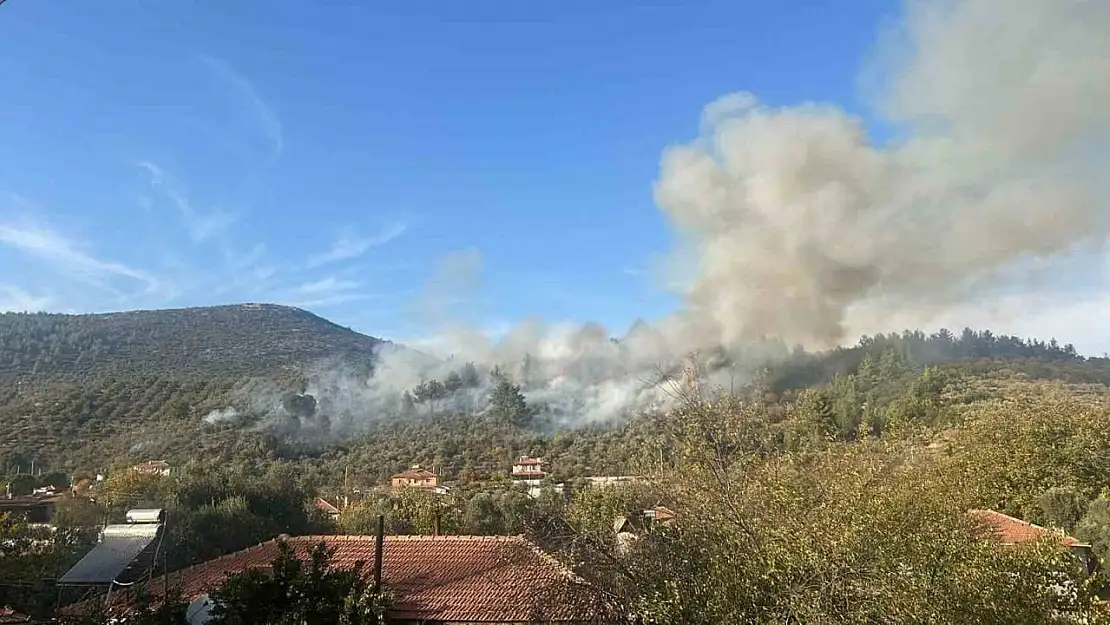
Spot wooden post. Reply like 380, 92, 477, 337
373, 514, 384, 592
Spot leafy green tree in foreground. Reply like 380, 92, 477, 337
207, 540, 393, 625
1077, 495, 1110, 584
545, 394, 1109, 625
60, 593, 190, 625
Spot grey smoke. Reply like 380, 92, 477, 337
218, 0, 1110, 431
416, 0, 1110, 422
659, 0, 1110, 348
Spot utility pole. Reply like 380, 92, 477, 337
373, 515, 385, 592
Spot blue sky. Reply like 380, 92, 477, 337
1, 0, 908, 341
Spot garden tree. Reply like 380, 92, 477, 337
6, 474, 38, 497
1039, 486, 1089, 533
99, 469, 167, 509
1, 513, 99, 618
65, 463, 332, 571
54, 495, 108, 528
40, 470, 71, 490
338, 498, 390, 535
207, 540, 393, 625
1077, 496, 1110, 583
460, 487, 550, 536
336, 484, 561, 537
489, 374, 534, 429
338, 488, 456, 536
941, 387, 1110, 523
540, 394, 1109, 624
386, 487, 461, 535
61, 592, 190, 625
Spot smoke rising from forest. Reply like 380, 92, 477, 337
208, 0, 1110, 432
665, 0, 1110, 348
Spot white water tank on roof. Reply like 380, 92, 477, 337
125, 508, 166, 524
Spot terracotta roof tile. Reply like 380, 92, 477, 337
969, 509, 1087, 547
0, 608, 31, 624
392, 468, 437, 480
69, 535, 608, 622
313, 496, 340, 515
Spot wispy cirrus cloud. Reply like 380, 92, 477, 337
137, 161, 239, 243
296, 276, 361, 295
265, 275, 378, 309
196, 53, 284, 163
306, 222, 408, 269
0, 284, 51, 312
0, 219, 161, 295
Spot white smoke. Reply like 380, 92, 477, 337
229, 0, 1110, 431
401, 0, 1109, 423
660, 0, 1110, 348
202, 406, 240, 425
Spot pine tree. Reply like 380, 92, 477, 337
489, 374, 534, 429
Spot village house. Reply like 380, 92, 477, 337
312, 496, 343, 519
614, 506, 677, 554
64, 534, 612, 624
511, 456, 565, 499
512, 456, 547, 482
131, 460, 171, 476
970, 509, 1099, 575
390, 465, 438, 490
0, 492, 63, 524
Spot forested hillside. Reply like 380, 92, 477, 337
2, 303, 1109, 485
6, 306, 1110, 622
0, 303, 384, 381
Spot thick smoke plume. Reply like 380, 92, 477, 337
213, 0, 1110, 432
662, 0, 1110, 348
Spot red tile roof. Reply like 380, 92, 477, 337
515, 457, 544, 466
969, 509, 1088, 547
648, 506, 676, 523
67, 535, 607, 623
313, 496, 340, 515
0, 608, 31, 624
392, 468, 437, 480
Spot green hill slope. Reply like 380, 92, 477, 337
0, 304, 390, 470
0, 303, 385, 381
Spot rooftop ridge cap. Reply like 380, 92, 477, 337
386, 534, 522, 541
978, 509, 1053, 533
513, 534, 595, 596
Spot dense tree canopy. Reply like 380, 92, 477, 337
6, 308, 1110, 621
